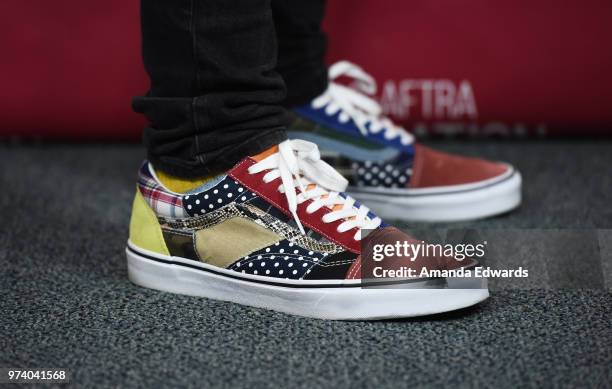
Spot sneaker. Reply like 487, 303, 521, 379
288, 61, 522, 222
127, 139, 488, 319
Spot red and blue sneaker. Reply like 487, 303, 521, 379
127, 140, 488, 319
288, 61, 522, 222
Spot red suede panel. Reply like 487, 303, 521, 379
409, 144, 509, 188
345, 255, 363, 280
228, 158, 361, 254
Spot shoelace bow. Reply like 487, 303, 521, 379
312, 60, 414, 146
248, 140, 381, 241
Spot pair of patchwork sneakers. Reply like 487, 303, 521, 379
127, 61, 521, 319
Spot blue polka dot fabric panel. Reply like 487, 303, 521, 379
352, 153, 413, 188
228, 239, 334, 280
182, 177, 258, 217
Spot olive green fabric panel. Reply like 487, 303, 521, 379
162, 229, 199, 260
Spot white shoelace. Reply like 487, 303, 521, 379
248, 139, 381, 241
311, 60, 414, 146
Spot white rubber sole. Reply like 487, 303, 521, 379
349, 167, 522, 222
126, 243, 489, 320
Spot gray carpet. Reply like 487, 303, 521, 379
1, 140, 611, 388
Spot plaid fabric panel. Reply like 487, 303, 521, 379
137, 163, 186, 218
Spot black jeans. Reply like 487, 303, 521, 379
132, 0, 327, 177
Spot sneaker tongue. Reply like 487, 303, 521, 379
252, 143, 354, 217
251, 145, 279, 161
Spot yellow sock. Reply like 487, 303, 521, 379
155, 145, 279, 193
155, 169, 220, 193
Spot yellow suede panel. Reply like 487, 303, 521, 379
129, 190, 170, 256
155, 170, 219, 193
195, 216, 281, 268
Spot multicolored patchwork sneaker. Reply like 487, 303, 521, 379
127, 140, 488, 319
288, 61, 522, 222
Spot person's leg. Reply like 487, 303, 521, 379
271, 0, 328, 108
133, 0, 287, 178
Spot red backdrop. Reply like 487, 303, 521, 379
1, 0, 611, 139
